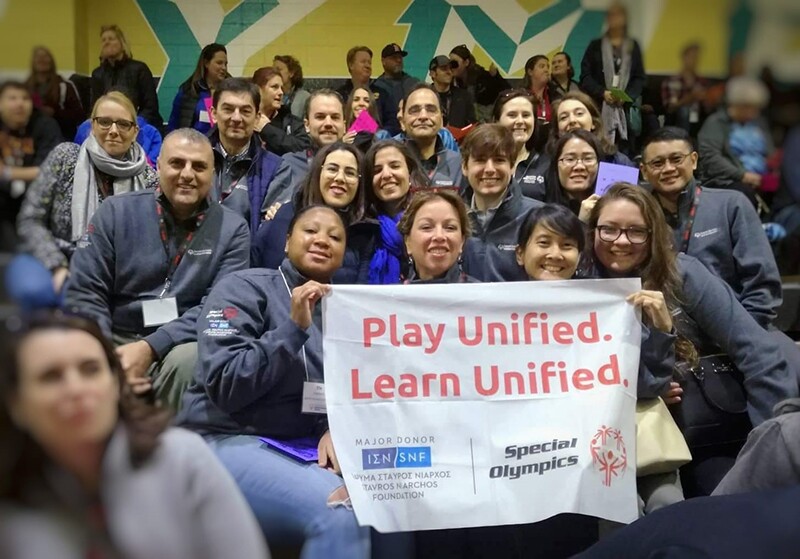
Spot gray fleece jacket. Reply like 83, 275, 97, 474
65, 189, 250, 358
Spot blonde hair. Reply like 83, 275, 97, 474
90, 91, 138, 124
100, 24, 133, 60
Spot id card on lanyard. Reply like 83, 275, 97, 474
279, 267, 327, 414
142, 196, 205, 327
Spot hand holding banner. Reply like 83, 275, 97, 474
322, 279, 642, 532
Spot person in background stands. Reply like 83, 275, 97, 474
373, 43, 420, 137
580, 2, 646, 156
400, 84, 462, 187
461, 124, 543, 282
24, 46, 84, 140
168, 43, 230, 134
549, 51, 581, 102
0, 81, 62, 251
661, 43, 709, 138
449, 44, 510, 123
261, 89, 347, 215
336, 45, 374, 103
0, 311, 269, 559
274, 55, 311, 120
64, 129, 250, 410
428, 55, 476, 128
493, 89, 548, 200
698, 76, 773, 209
90, 25, 162, 127
523, 55, 552, 125
252, 66, 311, 157
11, 92, 157, 311
208, 78, 281, 234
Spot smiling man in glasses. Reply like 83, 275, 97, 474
641, 127, 790, 338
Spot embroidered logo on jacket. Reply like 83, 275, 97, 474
693, 228, 719, 239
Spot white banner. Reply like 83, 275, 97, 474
322, 279, 642, 532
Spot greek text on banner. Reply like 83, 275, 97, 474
322, 279, 642, 532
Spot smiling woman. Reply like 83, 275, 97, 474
544, 129, 604, 222
13, 91, 157, 311
178, 205, 382, 558
0, 311, 267, 558
251, 142, 379, 285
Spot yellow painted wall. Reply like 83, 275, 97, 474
0, 0, 77, 73
644, 0, 731, 74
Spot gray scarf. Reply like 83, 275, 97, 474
71, 134, 149, 240
600, 36, 632, 143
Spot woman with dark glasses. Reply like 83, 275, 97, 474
12, 91, 157, 311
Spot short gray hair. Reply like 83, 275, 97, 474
726, 76, 769, 108
162, 128, 212, 147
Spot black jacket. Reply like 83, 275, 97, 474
257, 105, 312, 156
90, 57, 163, 126
579, 37, 646, 109
436, 86, 476, 128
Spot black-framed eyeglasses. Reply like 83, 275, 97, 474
595, 225, 651, 244
643, 153, 692, 171
92, 116, 136, 132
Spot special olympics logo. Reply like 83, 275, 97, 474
590, 426, 628, 487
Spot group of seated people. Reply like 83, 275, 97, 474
1, 7, 800, 558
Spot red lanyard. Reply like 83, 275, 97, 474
679, 185, 702, 253
155, 193, 205, 294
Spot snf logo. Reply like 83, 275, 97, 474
362, 447, 432, 470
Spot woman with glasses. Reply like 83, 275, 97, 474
13, 92, 157, 311
585, 183, 798, 496
544, 129, 603, 222
0, 310, 267, 558
251, 142, 376, 284
493, 89, 549, 201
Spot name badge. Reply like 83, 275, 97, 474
612, 75, 620, 88
199, 110, 211, 124
302, 381, 327, 414
142, 297, 179, 327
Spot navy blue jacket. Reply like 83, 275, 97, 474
210, 132, 281, 235
516, 151, 549, 201
462, 182, 543, 282
179, 261, 329, 439
250, 201, 377, 284
65, 189, 250, 358
575, 486, 800, 559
